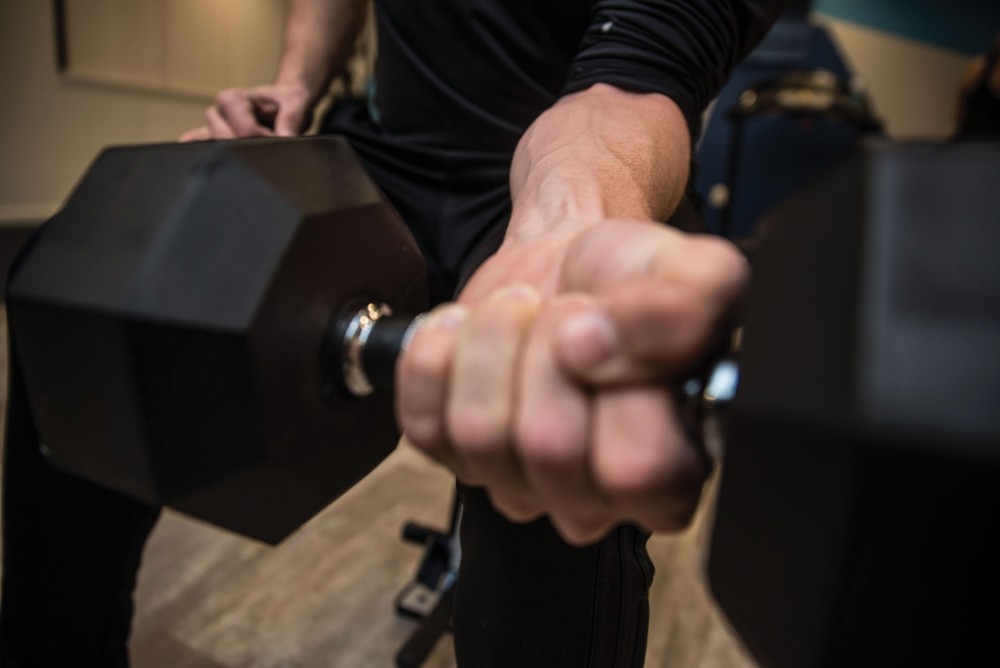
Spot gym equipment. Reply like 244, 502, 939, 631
709, 140, 1000, 666
694, 10, 871, 240
7, 135, 1000, 664
6, 137, 427, 544
394, 493, 462, 668
712, 68, 881, 239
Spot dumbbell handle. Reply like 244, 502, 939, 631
328, 302, 741, 407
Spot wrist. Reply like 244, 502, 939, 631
507, 173, 611, 244
506, 84, 690, 246
274, 65, 325, 104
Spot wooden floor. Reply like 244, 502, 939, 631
0, 306, 756, 667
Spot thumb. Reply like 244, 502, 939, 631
554, 283, 723, 386
556, 221, 747, 385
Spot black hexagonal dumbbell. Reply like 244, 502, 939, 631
708, 140, 1000, 666
6, 136, 427, 544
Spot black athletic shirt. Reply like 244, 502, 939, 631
373, 0, 783, 151
322, 0, 783, 301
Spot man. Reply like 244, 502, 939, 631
1, 1, 782, 665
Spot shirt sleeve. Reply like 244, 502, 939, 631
563, 0, 786, 132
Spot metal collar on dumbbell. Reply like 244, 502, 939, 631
342, 303, 393, 397
340, 304, 428, 397
679, 327, 743, 406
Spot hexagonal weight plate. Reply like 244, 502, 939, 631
708, 141, 1000, 666
7, 137, 427, 543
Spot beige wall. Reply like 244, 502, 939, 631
61, 0, 287, 98
0, 1, 284, 225
818, 15, 973, 140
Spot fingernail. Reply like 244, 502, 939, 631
405, 305, 466, 350
429, 304, 468, 329
559, 309, 619, 368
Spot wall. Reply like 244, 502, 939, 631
814, 0, 1000, 56
816, 16, 975, 140
0, 1, 283, 226
58, 0, 287, 98
810, 0, 999, 140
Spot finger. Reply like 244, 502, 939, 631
214, 88, 274, 138
483, 488, 546, 524
446, 285, 540, 496
273, 104, 309, 137
396, 304, 468, 473
556, 223, 748, 385
204, 105, 239, 140
514, 295, 613, 542
554, 281, 724, 385
549, 514, 619, 547
591, 385, 707, 533
252, 97, 280, 127
179, 126, 212, 142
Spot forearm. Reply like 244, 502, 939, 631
274, 0, 370, 104
509, 0, 787, 237
506, 83, 691, 244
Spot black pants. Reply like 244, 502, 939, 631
0, 353, 160, 667
0, 103, 656, 667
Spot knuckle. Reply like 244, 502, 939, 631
215, 88, 242, 106
399, 341, 447, 386
552, 516, 613, 546
447, 405, 506, 454
595, 440, 686, 500
400, 416, 441, 451
515, 415, 579, 469
489, 493, 543, 524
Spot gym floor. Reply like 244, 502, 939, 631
0, 245, 755, 667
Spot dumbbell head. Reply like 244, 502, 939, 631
6, 137, 427, 543
708, 140, 1000, 665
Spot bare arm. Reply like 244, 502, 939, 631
509, 83, 689, 239
181, 0, 369, 140
458, 83, 696, 302
273, 0, 369, 111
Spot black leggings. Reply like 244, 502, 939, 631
0, 352, 160, 667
